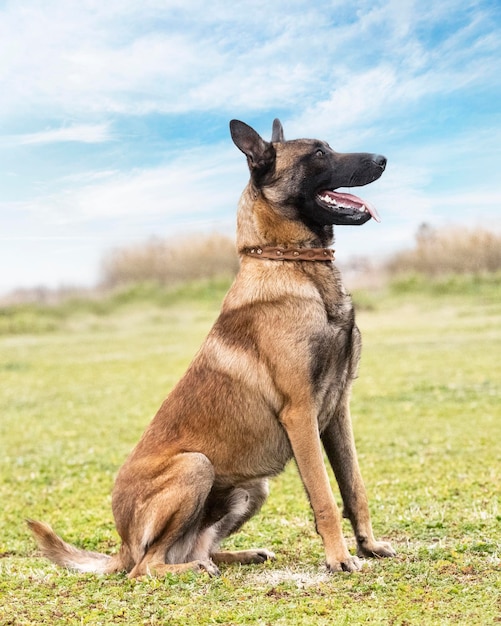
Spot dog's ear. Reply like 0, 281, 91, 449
230, 120, 276, 173
271, 118, 285, 143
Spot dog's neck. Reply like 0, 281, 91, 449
236, 187, 335, 254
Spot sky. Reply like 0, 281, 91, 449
1, 0, 500, 294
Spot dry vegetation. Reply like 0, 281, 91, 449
2, 226, 500, 307
98, 225, 501, 297
101, 225, 501, 289
100, 233, 239, 288
385, 224, 501, 276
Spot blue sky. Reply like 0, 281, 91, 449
1, 0, 500, 294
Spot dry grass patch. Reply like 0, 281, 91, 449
100, 233, 238, 288
386, 224, 501, 276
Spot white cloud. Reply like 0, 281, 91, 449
2, 0, 496, 120
1, 144, 246, 233
17, 123, 113, 145
287, 67, 399, 142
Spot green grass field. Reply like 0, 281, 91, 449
0, 277, 500, 625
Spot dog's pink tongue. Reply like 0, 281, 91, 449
330, 191, 381, 223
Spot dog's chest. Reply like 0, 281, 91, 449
309, 298, 361, 420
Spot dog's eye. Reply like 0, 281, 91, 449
315, 149, 325, 157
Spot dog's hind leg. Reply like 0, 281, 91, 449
115, 452, 220, 578
209, 480, 275, 566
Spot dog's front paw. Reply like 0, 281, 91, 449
326, 554, 363, 573
356, 538, 396, 559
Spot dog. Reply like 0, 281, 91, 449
28, 118, 395, 577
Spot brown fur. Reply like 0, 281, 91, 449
28, 118, 395, 577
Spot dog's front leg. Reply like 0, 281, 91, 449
280, 404, 362, 573
321, 395, 396, 560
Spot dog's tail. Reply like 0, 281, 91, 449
27, 519, 123, 574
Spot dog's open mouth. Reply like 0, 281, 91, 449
315, 190, 381, 225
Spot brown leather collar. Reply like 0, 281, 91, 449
242, 246, 335, 261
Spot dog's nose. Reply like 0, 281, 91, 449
371, 154, 387, 170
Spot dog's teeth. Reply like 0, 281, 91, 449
321, 194, 337, 206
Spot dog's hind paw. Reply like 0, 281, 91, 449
245, 548, 276, 564
212, 549, 275, 565
197, 559, 221, 577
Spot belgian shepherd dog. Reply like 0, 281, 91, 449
28, 118, 395, 577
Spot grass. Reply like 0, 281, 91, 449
0, 276, 500, 625
0, 278, 231, 335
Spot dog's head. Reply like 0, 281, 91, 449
230, 119, 385, 234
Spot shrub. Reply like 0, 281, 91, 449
100, 233, 239, 288
386, 224, 501, 276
